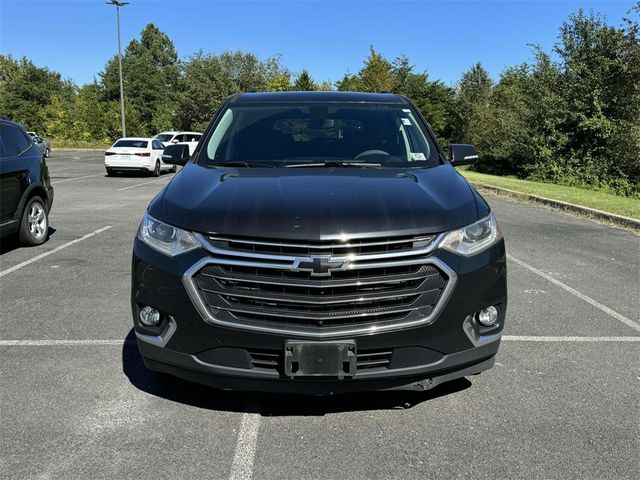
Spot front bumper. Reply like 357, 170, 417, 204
131, 239, 507, 394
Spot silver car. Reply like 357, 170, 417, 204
27, 131, 50, 157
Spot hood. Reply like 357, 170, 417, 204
152, 163, 480, 240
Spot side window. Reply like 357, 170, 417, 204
0, 124, 32, 157
153, 140, 163, 150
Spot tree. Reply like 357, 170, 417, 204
175, 50, 293, 130
317, 80, 333, 91
100, 24, 179, 135
335, 72, 360, 91
551, 9, 640, 189
266, 73, 292, 92
293, 69, 316, 90
0, 55, 74, 134
451, 62, 493, 145
73, 82, 110, 141
390, 55, 455, 140
175, 52, 232, 131
336, 47, 397, 92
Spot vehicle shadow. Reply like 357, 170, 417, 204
122, 329, 472, 416
106, 170, 175, 178
0, 227, 57, 255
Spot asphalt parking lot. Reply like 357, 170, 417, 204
1, 151, 638, 480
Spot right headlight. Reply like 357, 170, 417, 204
439, 213, 502, 256
137, 212, 200, 257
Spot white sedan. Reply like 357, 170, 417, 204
153, 131, 202, 155
104, 138, 175, 177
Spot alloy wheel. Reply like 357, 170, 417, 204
28, 202, 47, 240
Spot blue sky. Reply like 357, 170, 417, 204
0, 0, 635, 86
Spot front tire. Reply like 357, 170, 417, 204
106, 168, 115, 176
18, 196, 48, 246
171, 164, 177, 173
152, 161, 161, 177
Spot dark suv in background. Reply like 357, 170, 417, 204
132, 92, 507, 394
0, 117, 54, 246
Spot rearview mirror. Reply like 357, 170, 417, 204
449, 144, 479, 167
162, 143, 190, 166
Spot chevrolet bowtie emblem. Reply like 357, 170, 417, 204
294, 256, 346, 277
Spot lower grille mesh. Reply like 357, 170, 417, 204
248, 348, 393, 372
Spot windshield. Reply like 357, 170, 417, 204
201, 104, 440, 167
113, 140, 148, 148
154, 134, 174, 142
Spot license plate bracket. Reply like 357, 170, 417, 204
284, 341, 356, 379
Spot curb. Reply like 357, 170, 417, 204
471, 183, 640, 231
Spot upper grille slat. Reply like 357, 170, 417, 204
198, 264, 444, 288
185, 233, 454, 337
206, 234, 436, 258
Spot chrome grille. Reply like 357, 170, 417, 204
205, 234, 436, 257
184, 233, 456, 337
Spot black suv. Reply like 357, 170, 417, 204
0, 118, 54, 246
131, 92, 507, 394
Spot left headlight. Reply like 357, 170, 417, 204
137, 212, 200, 256
439, 213, 502, 257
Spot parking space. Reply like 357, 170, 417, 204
1, 151, 638, 479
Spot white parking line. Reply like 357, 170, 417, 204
0, 226, 112, 278
502, 335, 640, 342
507, 254, 640, 333
54, 173, 104, 184
118, 177, 172, 191
229, 406, 261, 480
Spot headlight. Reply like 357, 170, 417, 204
137, 212, 200, 256
439, 213, 502, 256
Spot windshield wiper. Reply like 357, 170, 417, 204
286, 161, 382, 168
208, 161, 277, 168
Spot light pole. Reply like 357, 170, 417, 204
106, 0, 129, 138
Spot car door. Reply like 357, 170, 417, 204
36, 137, 47, 155
170, 133, 185, 145
0, 123, 33, 223
187, 134, 201, 155
152, 140, 165, 166
34, 136, 45, 155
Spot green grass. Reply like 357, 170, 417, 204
460, 170, 640, 220
51, 138, 110, 150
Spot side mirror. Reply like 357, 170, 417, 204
171, 138, 180, 144
162, 143, 190, 166
449, 144, 479, 166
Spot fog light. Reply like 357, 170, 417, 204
139, 306, 161, 326
477, 306, 499, 327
